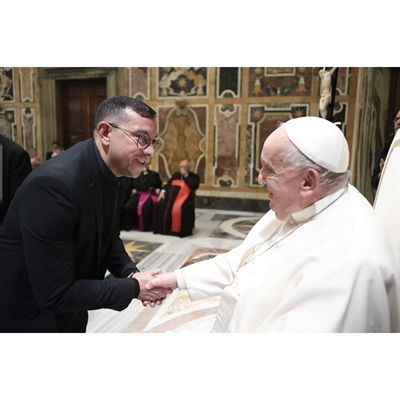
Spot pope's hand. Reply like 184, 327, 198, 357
146, 271, 178, 291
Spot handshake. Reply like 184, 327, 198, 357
129, 269, 178, 307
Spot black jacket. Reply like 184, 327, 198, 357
0, 134, 32, 224
0, 138, 139, 332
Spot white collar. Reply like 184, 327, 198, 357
290, 185, 347, 224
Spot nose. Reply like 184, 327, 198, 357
257, 172, 266, 185
144, 145, 155, 156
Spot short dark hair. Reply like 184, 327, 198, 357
94, 96, 156, 127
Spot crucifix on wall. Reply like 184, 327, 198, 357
319, 67, 338, 121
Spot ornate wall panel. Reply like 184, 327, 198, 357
213, 104, 240, 187
19, 67, 35, 102
157, 104, 206, 183
0, 67, 40, 155
335, 67, 351, 95
249, 67, 313, 97
21, 107, 37, 153
0, 109, 17, 140
157, 67, 208, 98
0, 68, 14, 102
216, 67, 241, 98
129, 67, 150, 100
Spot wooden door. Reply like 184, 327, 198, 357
59, 79, 107, 149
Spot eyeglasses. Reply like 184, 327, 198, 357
394, 117, 400, 123
107, 122, 162, 152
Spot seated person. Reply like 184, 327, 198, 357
146, 117, 400, 333
153, 159, 200, 238
120, 163, 162, 231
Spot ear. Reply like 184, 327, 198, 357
96, 121, 112, 145
300, 168, 319, 198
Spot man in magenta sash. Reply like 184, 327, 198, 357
120, 163, 162, 231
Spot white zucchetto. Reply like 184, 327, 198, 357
284, 116, 349, 173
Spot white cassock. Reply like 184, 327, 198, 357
374, 129, 400, 281
176, 185, 400, 333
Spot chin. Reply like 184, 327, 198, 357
125, 168, 141, 179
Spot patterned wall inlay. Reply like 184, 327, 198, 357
246, 104, 310, 187
21, 107, 36, 153
216, 67, 241, 98
130, 67, 150, 100
157, 67, 208, 98
0, 68, 14, 102
332, 102, 348, 136
157, 104, 206, 183
335, 67, 351, 96
249, 67, 313, 97
214, 104, 240, 187
0, 109, 16, 140
19, 68, 35, 102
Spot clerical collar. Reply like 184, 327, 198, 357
93, 138, 120, 186
290, 185, 348, 224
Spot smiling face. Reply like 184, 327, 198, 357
96, 107, 158, 178
257, 125, 317, 221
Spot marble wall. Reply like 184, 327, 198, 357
0, 67, 41, 157
0, 66, 390, 209
128, 67, 357, 208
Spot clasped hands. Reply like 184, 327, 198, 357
131, 269, 177, 307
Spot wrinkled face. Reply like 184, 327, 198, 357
101, 108, 158, 178
394, 110, 400, 133
257, 125, 304, 221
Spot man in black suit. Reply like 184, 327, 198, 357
0, 96, 168, 332
0, 133, 32, 225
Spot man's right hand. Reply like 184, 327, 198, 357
142, 272, 178, 307
131, 269, 173, 306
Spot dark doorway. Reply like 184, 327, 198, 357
58, 79, 107, 149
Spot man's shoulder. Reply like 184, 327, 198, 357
0, 134, 27, 155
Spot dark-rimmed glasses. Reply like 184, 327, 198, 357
107, 122, 162, 152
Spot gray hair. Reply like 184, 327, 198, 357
282, 137, 350, 193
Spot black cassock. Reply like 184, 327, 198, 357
153, 171, 200, 238
120, 170, 162, 231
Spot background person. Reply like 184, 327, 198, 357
153, 159, 200, 238
146, 116, 399, 333
0, 133, 32, 225
30, 155, 42, 170
119, 163, 162, 231
45, 140, 62, 160
371, 109, 400, 189
0, 96, 169, 333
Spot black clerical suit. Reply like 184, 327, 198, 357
0, 138, 140, 332
0, 134, 32, 225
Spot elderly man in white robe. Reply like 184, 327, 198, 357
146, 116, 400, 333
